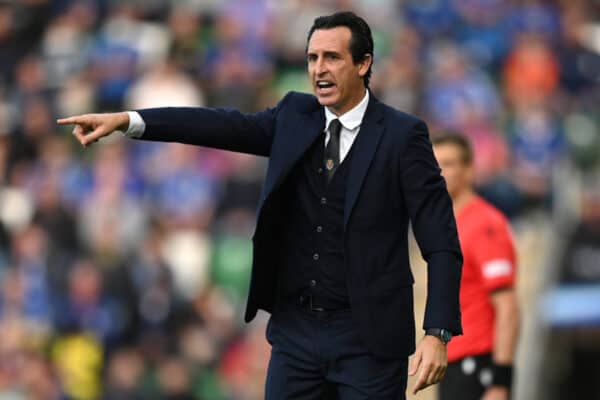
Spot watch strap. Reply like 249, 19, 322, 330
425, 328, 452, 344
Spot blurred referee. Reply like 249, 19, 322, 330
433, 133, 520, 400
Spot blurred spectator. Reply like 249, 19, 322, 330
424, 42, 502, 130
167, 5, 204, 73
53, 259, 128, 347
503, 33, 560, 109
9, 224, 52, 333
203, 7, 274, 110
453, 0, 511, 69
91, 3, 171, 110
8, 96, 54, 173
103, 347, 145, 399
508, 0, 561, 41
373, 26, 422, 113
556, 1, 600, 103
402, 0, 458, 38
39, 1, 96, 90
508, 104, 566, 208
126, 57, 205, 109
20, 351, 62, 400
31, 151, 81, 261
177, 322, 227, 399
79, 140, 146, 262
156, 356, 195, 399
129, 223, 178, 331
147, 143, 217, 227
51, 331, 103, 400
271, 0, 332, 67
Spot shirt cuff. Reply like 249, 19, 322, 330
122, 111, 145, 138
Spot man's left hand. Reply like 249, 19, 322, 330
409, 335, 448, 394
481, 386, 509, 400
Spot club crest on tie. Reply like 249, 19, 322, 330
326, 159, 335, 171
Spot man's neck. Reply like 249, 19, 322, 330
327, 88, 368, 117
452, 189, 476, 215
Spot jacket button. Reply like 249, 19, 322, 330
310, 279, 317, 287
316, 226, 323, 233
313, 253, 319, 260
320, 197, 327, 204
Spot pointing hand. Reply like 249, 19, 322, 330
57, 112, 130, 147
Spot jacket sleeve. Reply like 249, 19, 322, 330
134, 92, 293, 157
399, 120, 463, 335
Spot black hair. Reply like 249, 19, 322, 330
432, 132, 474, 165
307, 11, 374, 87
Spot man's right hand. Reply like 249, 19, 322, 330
57, 112, 130, 147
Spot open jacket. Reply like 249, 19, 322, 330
136, 91, 463, 358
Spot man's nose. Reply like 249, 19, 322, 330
315, 58, 327, 76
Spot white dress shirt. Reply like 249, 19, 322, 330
323, 89, 369, 163
124, 89, 370, 163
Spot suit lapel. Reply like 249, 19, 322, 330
344, 96, 385, 229
259, 94, 385, 229
262, 106, 325, 199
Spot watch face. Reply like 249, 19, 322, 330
441, 329, 452, 342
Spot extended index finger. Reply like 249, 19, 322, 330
57, 116, 87, 126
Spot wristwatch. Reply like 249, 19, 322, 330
425, 328, 453, 345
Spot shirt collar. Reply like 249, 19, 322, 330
324, 89, 370, 132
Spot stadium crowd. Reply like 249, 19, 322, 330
0, 0, 598, 399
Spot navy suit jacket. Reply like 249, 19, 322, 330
136, 91, 463, 358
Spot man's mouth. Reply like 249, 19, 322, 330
316, 80, 336, 94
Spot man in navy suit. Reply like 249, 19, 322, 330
59, 11, 462, 400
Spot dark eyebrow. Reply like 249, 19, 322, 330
306, 50, 341, 58
323, 51, 341, 58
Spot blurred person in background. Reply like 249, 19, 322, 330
507, 104, 565, 210
433, 133, 520, 400
8, 224, 53, 334
202, 7, 274, 110
53, 258, 129, 348
372, 26, 422, 114
78, 139, 147, 264
156, 355, 196, 400
58, 11, 463, 400
424, 42, 501, 131
103, 347, 145, 399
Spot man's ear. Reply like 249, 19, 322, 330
358, 54, 372, 78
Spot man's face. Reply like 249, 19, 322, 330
433, 143, 473, 199
307, 27, 371, 115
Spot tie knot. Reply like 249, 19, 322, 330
329, 119, 342, 138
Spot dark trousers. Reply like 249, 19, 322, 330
265, 302, 408, 400
438, 353, 494, 400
